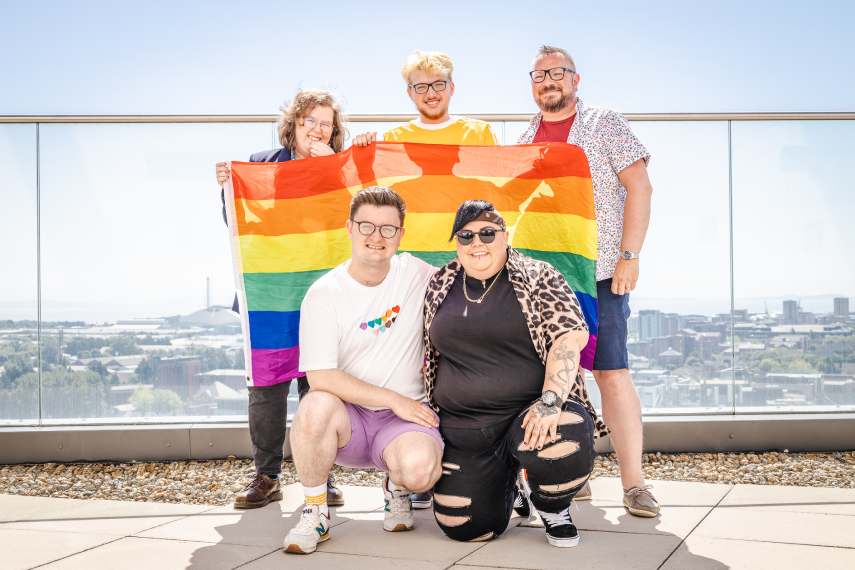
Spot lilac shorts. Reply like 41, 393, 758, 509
335, 403, 444, 472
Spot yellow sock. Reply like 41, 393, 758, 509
303, 483, 328, 516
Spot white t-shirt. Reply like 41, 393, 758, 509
299, 253, 436, 408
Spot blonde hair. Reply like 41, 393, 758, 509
277, 89, 347, 152
401, 51, 454, 83
535, 45, 577, 70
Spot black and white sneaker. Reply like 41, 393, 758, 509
540, 508, 580, 548
513, 470, 532, 519
410, 490, 433, 510
513, 487, 531, 518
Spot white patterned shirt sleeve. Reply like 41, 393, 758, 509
600, 109, 650, 174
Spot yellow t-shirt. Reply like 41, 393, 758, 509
383, 117, 497, 145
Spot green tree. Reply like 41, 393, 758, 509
1, 354, 33, 384
129, 387, 184, 416
109, 336, 140, 356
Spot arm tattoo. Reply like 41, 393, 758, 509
548, 343, 579, 402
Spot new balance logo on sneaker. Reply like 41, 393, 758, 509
540, 507, 580, 548
283, 505, 330, 555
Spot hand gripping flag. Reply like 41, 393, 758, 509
224, 142, 597, 387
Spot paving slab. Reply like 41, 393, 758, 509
243, 551, 448, 569
37, 536, 275, 570
1, 495, 211, 535
315, 507, 490, 564
458, 526, 682, 570
136, 484, 383, 547
661, 536, 855, 570
0, 527, 119, 570
572, 502, 714, 538
520, 478, 728, 538
451, 566, 532, 570
0, 494, 90, 523
693, 507, 855, 548
719, 483, 855, 516
588, 477, 732, 506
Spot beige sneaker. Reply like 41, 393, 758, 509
383, 474, 414, 532
623, 485, 660, 517
283, 505, 330, 554
572, 481, 592, 501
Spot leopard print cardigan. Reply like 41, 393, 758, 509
422, 247, 608, 438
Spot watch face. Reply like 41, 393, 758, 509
541, 391, 558, 406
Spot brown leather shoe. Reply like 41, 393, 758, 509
327, 477, 345, 507
233, 473, 282, 509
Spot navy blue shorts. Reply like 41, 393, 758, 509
593, 279, 631, 371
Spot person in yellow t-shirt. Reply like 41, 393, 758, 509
353, 52, 495, 512
354, 51, 497, 147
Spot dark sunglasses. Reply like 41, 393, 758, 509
455, 227, 505, 246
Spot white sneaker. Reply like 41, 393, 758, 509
383, 474, 414, 532
283, 505, 330, 554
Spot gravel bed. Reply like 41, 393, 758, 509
1, 451, 852, 506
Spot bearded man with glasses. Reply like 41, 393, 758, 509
284, 186, 444, 554
517, 45, 658, 517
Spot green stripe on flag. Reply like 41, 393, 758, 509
243, 270, 330, 312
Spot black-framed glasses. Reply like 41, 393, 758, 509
302, 116, 334, 132
409, 80, 448, 94
351, 219, 401, 239
529, 67, 575, 83
455, 227, 505, 246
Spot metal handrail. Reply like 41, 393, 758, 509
1, 112, 854, 124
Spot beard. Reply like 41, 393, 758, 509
537, 87, 571, 113
418, 100, 448, 120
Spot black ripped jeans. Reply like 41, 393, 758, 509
434, 398, 595, 542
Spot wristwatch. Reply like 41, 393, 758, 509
540, 390, 560, 407
621, 250, 640, 261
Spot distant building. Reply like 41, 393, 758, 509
833, 297, 850, 318
153, 356, 203, 400
638, 310, 663, 341
658, 347, 683, 369
782, 300, 799, 325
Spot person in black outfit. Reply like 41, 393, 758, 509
216, 89, 347, 509
422, 201, 602, 547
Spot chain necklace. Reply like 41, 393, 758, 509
462, 268, 503, 305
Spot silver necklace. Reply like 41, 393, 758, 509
461, 269, 502, 317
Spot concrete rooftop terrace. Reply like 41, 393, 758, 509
2, 477, 854, 570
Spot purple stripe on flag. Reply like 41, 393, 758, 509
251, 347, 302, 387
580, 334, 598, 372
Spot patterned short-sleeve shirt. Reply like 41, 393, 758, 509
518, 98, 650, 281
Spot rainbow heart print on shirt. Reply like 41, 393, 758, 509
359, 305, 401, 335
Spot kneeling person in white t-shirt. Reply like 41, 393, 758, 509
284, 186, 443, 555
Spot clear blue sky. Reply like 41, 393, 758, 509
3, 0, 853, 115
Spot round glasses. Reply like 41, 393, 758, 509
302, 116, 334, 133
409, 80, 448, 94
351, 219, 401, 239
529, 67, 575, 83
455, 227, 505, 246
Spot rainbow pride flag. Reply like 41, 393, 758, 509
225, 142, 597, 387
